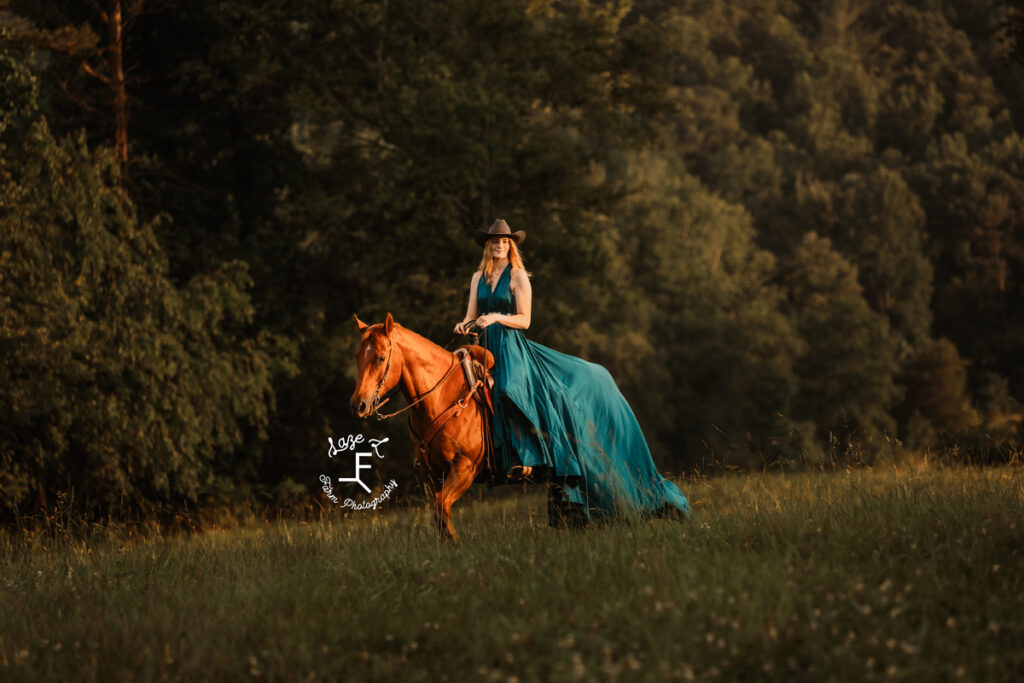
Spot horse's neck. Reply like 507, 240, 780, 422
394, 326, 456, 404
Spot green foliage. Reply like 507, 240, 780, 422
900, 338, 978, 448
779, 232, 902, 441
789, 166, 935, 348
604, 153, 802, 465
4, 0, 1024, 517
0, 46, 287, 518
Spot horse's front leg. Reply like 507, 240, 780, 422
416, 451, 455, 540
435, 454, 477, 542
414, 452, 444, 527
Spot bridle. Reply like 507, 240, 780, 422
369, 330, 466, 421
369, 335, 396, 416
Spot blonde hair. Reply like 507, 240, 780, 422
477, 238, 531, 280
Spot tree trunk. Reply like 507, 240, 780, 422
107, 0, 130, 178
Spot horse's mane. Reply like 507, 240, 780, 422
363, 321, 452, 358
393, 322, 452, 357
366, 321, 492, 369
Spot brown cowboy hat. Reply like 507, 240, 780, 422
475, 218, 526, 246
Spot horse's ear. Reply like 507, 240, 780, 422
353, 314, 369, 332
384, 312, 394, 335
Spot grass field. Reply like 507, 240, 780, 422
2, 466, 1022, 682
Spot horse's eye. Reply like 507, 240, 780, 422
376, 355, 385, 364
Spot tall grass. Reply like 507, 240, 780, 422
2, 466, 1022, 681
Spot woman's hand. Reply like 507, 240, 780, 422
454, 320, 471, 334
474, 313, 503, 328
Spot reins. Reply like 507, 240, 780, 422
373, 355, 462, 420
371, 326, 484, 422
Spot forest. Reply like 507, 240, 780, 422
2, 0, 1023, 522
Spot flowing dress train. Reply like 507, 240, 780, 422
478, 263, 690, 520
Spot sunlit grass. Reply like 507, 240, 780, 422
2, 466, 1022, 681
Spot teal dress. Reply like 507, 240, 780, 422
477, 263, 691, 520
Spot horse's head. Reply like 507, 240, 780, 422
350, 312, 405, 418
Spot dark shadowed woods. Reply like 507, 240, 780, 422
2, 0, 1023, 524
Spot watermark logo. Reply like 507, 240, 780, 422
319, 433, 398, 511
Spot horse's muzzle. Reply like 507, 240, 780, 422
350, 395, 369, 418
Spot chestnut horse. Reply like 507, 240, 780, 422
350, 313, 493, 541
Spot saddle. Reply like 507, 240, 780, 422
454, 345, 494, 412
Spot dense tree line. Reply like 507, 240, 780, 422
1, 0, 1022, 521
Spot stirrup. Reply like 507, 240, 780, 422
507, 465, 534, 482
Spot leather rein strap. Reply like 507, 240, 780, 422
373, 355, 461, 420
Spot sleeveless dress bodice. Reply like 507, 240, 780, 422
476, 263, 690, 520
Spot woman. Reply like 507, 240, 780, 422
454, 219, 690, 521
